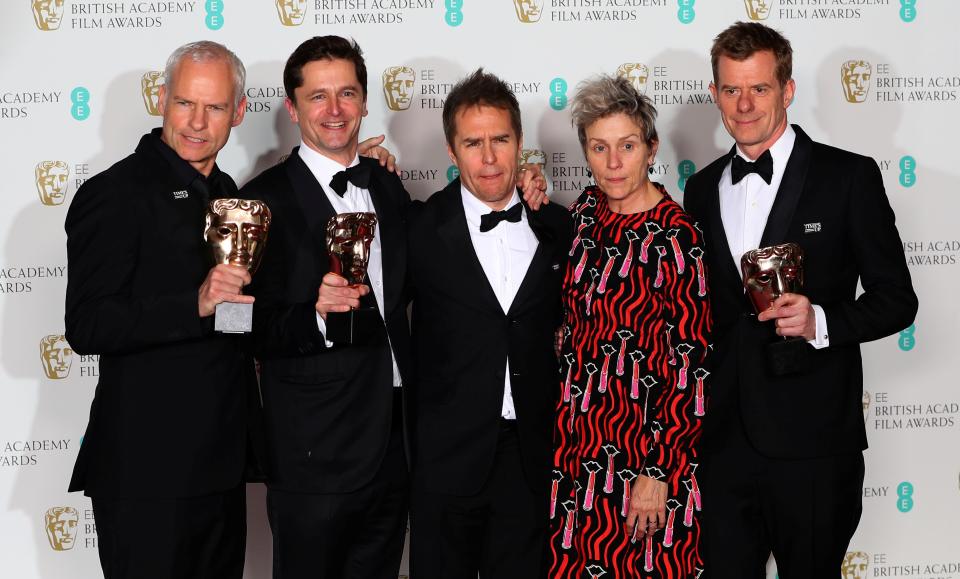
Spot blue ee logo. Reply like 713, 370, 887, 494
896, 481, 914, 512
71, 87, 90, 121
447, 165, 460, 182
898, 324, 916, 351
899, 0, 917, 23
549, 78, 568, 111
677, 160, 696, 192
445, 0, 463, 27
677, 0, 695, 24
205, 0, 224, 30
899, 155, 916, 187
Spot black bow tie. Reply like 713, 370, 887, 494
329, 164, 372, 196
479, 203, 523, 233
731, 150, 773, 185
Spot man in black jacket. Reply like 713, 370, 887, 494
683, 22, 918, 577
407, 69, 571, 579
66, 41, 255, 579
240, 36, 413, 579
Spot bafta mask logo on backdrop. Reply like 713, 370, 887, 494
40, 334, 73, 379
32, 0, 65, 31
141, 71, 164, 116
743, 0, 772, 20
513, 0, 544, 22
520, 149, 547, 172
276, 0, 307, 26
382, 67, 416, 111
36, 161, 70, 206
44, 507, 79, 551
862, 390, 871, 418
616, 63, 650, 95
841, 60, 872, 103
842, 551, 869, 579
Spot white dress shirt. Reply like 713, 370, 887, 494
298, 142, 403, 386
461, 187, 539, 419
718, 126, 829, 348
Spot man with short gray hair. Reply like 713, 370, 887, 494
66, 40, 257, 579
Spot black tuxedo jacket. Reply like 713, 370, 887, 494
407, 179, 572, 496
65, 131, 256, 499
240, 151, 412, 494
683, 125, 917, 459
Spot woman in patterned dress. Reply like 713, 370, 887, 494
549, 75, 711, 578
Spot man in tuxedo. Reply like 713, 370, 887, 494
683, 22, 918, 577
65, 41, 256, 578
240, 36, 413, 579
407, 69, 571, 579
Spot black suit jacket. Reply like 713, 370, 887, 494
65, 131, 256, 499
240, 151, 412, 494
407, 179, 572, 496
683, 125, 917, 459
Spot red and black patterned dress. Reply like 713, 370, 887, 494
549, 184, 711, 578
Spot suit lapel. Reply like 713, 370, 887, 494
705, 148, 744, 287
284, 149, 337, 276
436, 181, 503, 316
366, 161, 404, 314
759, 125, 812, 247
507, 200, 552, 317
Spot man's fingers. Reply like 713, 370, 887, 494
221, 294, 255, 305
358, 134, 386, 152
322, 272, 350, 287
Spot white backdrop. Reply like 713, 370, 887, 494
2, 1, 957, 578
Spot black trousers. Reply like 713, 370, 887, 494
267, 391, 409, 579
410, 419, 549, 579
700, 415, 864, 579
91, 484, 246, 579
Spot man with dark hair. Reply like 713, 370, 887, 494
406, 68, 571, 579
240, 35, 411, 579
66, 40, 256, 579
683, 21, 917, 577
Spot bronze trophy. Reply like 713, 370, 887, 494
741, 242, 807, 375
325, 212, 378, 344
204, 198, 272, 333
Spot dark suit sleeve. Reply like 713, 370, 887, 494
821, 158, 917, 346
64, 174, 207, 356
240, 184, 328, 359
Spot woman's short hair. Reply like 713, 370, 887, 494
570, 75, 658, 149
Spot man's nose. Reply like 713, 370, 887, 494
189, 106, 207, 130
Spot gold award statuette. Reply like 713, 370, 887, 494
325, 212, 378, 344
204, 198, 272, 333
741, 242, 808, 375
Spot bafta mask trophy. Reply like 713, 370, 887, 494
325, 212, 378, 344
204, 198, 272, 333
741, 242, 807, 375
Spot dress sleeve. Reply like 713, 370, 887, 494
642, 213, 712, 480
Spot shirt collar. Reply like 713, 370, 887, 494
733, 123, 796, 179
148, 127, 228, 199
297, 141, 360, 193
149, 127, 211, 185
460, 185, 522, 229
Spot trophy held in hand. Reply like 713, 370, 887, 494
741, 242, 807, 376
325, 212, 379, 345
204, 198, 272, 333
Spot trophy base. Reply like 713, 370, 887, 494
215, 302, 253, 334
766, 336, 808, 376
326, 306, 379, 345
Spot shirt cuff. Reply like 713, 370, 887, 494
809, 304, 829, 349
315, 312, 334, 348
